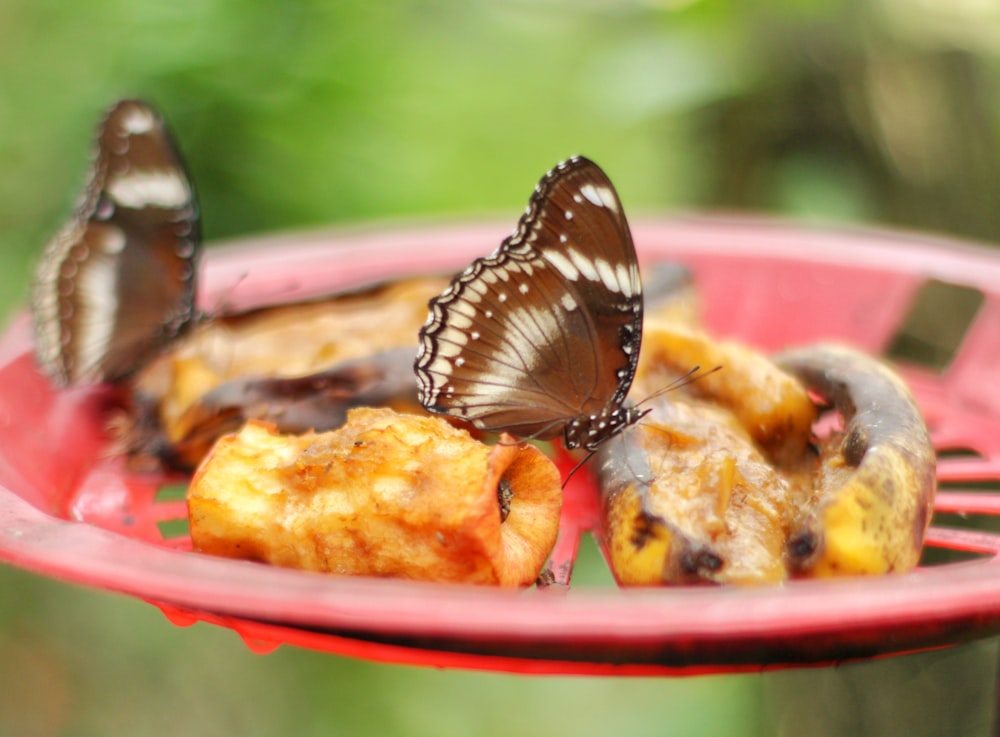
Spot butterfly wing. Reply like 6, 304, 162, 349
415, 156, 642, 440
32, 99, 200, 386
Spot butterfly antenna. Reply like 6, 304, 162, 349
562, 449, 597, 488
635, 364, 723, 408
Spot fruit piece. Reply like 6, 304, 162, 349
635, 321, 816, 465
775, 343, 936, 577
597, 395, 811, 586
599, 332, 934, 585
599, 320, 818, 585
147, 348, 421, 470
125, 275, 448, 468
134, 276, 447, 433
187, 407, 562, 587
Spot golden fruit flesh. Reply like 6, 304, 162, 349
188, 407, 563, 587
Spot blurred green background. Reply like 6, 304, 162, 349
3, 1, 1000, 735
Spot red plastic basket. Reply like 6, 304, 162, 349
2, 216, 1000, 676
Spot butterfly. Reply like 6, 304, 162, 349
31, 99, 201, 387
414, 156, 648, 451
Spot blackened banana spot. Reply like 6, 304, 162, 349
680, 546, 723, 576
629, 511, 659, 550
788, 530, 818, 561
842, 426, 869, 466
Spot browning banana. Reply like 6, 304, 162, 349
776, 343, 936, 577
597, 397, 805, 585
598, 326, 935, 585
597, 320, 817, 585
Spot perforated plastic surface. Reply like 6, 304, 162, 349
3, 216, 1000, 675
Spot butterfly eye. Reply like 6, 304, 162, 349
414, 156, 644, 451
31, 99, 201, 387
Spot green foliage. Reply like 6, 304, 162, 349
4, 0, 1000, 316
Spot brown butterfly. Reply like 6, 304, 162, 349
31, 99, 201, 386
414, 156, 648, 451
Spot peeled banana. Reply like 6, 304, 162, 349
776, 343, 936, 576
597, 321, 936, 585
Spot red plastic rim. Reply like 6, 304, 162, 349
3, 215, 1000, 675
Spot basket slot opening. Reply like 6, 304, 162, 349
937, 447, 983, 459
885, 279, 984, 371
155, 482, 189, 504
568, 532, 619, 588
156, 517, 190, 540
919, 542, 990, 567
921, 508, 1000, 567
934, 445, 992, 472
937, 479, 1000, 494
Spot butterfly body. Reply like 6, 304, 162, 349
563, 405, 651, 452
32, 99, 200, 387
415, 156, 644, 451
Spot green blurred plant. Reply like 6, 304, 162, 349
3, 0, 999, 316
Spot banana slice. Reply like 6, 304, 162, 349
597, 397, 808, 585
597, 320, 817, 585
